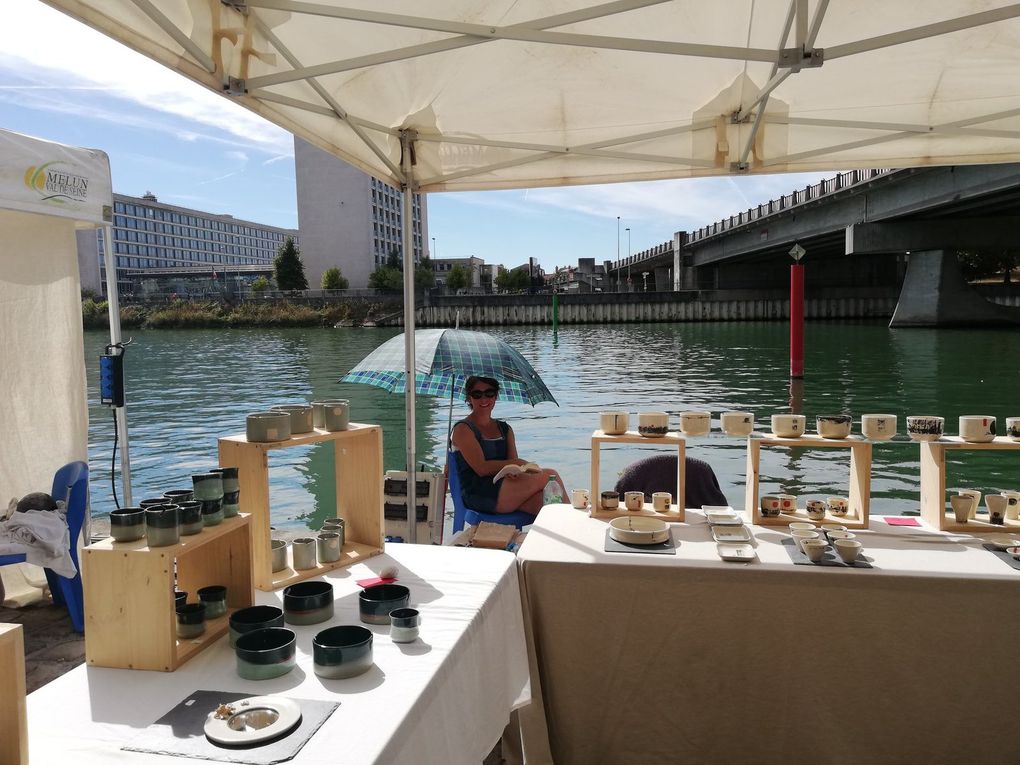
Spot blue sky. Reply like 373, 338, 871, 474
2, 0, 834, 270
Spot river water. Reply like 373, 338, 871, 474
83, 322, 1019, 530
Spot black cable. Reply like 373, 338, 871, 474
111, 407, 120, 510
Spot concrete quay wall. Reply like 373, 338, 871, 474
416, 288, 898, 327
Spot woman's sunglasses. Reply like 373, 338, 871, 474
469, 389, 498, 400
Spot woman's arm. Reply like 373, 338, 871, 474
505, 425, 520, 462
451, 423, 521, 477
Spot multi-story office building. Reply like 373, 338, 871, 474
294, 137, 428, 288
80, 191, 298, 296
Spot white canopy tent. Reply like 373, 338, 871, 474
39, 0, 1020, 540
0, 128, 129, 514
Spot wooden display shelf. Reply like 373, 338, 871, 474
218, 423, 385, 591
920, 436, 1020, 531
83, 514, 254, 672
1, 623, 28, 765
590, 430, 685, 521
745, 434, 872, 529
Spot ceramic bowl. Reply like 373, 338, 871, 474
834, 539, 863, 563
144, 505, 180, 548
608, 516, 669, 545
600, 411, 629, 435
959, 415, 996, 443
679, 411, 711, 437
312, 625, 374, 679
720, 411, 754, 437
861, 414, 897, 441
229, 605, 284, 647
162, 489, 194, 505
771, 414, 805, 438
1006, 546, 1020, 560
637, 412, 669, 438
197, 585, 228, 618
246, 411, 292, 443
805, 500, 827, 520
359, 584, 411, 625
802, 539, 828, 562
906, 415, 944, 442
235, 627, 297, 680
272, 404, 315, 434
1007, 417, 1020, 440
175, 602, 206, 639
827, 497, 850, 516
283, 581, 335, 625
788, 522, 816, 533
601, 491, 620, 510
816, 415, 852, 439
109, 507, 146, 542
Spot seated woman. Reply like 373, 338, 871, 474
451, 376, 566, 515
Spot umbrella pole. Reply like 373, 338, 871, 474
438, 311, 461, 545
401, 130, 419, 544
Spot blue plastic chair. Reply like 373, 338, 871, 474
448, 451, 534, 534
0, 461, 88, 632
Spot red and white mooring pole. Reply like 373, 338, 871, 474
789, 244, 806, 379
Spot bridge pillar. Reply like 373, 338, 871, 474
653, 267, 671, 291
889, 250, 1020, 328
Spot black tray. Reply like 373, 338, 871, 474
781, 538, 873, 569
604, 528, 676, 555
983, 543, 1020, 571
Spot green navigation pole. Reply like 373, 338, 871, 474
552, 292, 559, 330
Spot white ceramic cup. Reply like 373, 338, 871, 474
637, 412, 669, 438
771, 414, 806, 438
821, 523, 848, 538
600, 411, 629, 435
986, 494, 1008, 524
802, 539, 828, 562
760, 495, 782, 517
601, 491, 620, 510
570, 489, 590, 510
789, 522, 815, 533
624, 491, 645, 511
777, 494, 797, 514
827, 530, 856, 544
651, 492, 672, 512
1002, 491, 1020, 521
791, 529, 820, 552
861, 414, 897, 441
958, 489, 982, 520
805, 500, 827, 520
679, 411, 711, 437
1006, 417, 1020, 441
950, 494, 974, 524
834, 539, 863, 563
827, 497, 849, 517
720, 411, 755, 437
906, 415, 944, 442
959, 415, 996, 443
816, 415, 852, 439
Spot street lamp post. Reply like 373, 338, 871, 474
616, 216, 620, 291
431, 236, 437, 259
625, 227, 631, 291
642, 271, 650, 291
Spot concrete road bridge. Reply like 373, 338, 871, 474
610, 164, 1020, 326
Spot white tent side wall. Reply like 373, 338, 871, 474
0, 129, 111, 506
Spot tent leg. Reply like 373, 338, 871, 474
401, 131, 418, 544
103, 224, 132, 506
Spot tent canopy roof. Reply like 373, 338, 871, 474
40, 0, 1020, 191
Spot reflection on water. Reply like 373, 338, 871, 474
84, 322, 1020, 529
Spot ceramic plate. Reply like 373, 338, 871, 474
608, 516, 670, 545
204, 696, 302, 745
717, 543, 756, 562
985, 534, 1020, 551
711, 525, 753, 544
703, 506, 742, 526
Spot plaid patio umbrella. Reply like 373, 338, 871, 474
340, 328, 557, 406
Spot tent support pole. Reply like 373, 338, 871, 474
103, 224, 132, 506
401, 130, 418, 544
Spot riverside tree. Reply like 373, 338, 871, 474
446, 264, 470, 291
274, 237, 308, 291
321, 267, 349, 290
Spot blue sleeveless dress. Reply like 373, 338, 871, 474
453, 419, 510, 514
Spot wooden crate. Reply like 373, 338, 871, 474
920, 436, 1020, 531
590, 430, 686, 521
745, 434, 872, 529
218, 423, 385, 591
82, 514, 253, 672
0, 623, 28, 764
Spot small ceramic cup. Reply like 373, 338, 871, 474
321, 517, 345, 531
861, 414, 897, 441
210, 467, 240, 493
162, 489, 194, 506
199, 498, 224, 527
777, 494, 797, 514
601, 491, 620, 510
270, 539, 289, 572
802, 539, 828, 562
317, 532, 342, 563
827, 531, 856, 545
191, 473, 224, 501
313, 625, 374, 678
175, 602, 206, 638
637, 412, 669, 438
292, 537, 317, 570
827, 497, 849, 517
821, 523, 848, 541
816, 415, 852, 439
1007, 417, 1020, 441
177, 500, 204, 536
109, 507, 146, 542
652, 492, 672, 512
760, 495, 782, 517
958, 489, 982, 520
310, 401, 328, 429
834, 539, 863, 564
791, 529, 820, 552
720, 411, 754, 437
789, 522, 816, 533
771, 414, 806, 438
174, 590, 187, 609
322, 400, 350, 432
600, 411, 629, 435
986, 494, 1008, 525
805, 500, 827, 521
144, 505, 180, 548
906, 415, 944, 442
950, 494, 974, 524
571, 489, 590, 509
235, 627, 297, 680
624, 491, 644, 511
1002, 491, 1020, 521
389, 607, 421, 644
679, 411, 711, 437
197, 585, 228, 618
959, 415, 996, 443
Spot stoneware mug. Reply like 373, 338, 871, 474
959, 415, 996, 443
805, 499, 827, 520
958, 489, 982, 520
777, 494, 797, 514
600, 411, 629, 435
720, 411, 754, 437
624, 491, 645, 511
827, 496, 850, 517
651, 492, 672, 512
571, 489, 590, 510
760, 495, 783, 517
950, 494, 974, 524
601, 491, 620, 510
985, 494, 1008, 525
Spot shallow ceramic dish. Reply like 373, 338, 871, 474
313, 625, 374, 679
704, 507, 742, 526
608, 516, 669, 545
359, 584, 411, 625
203, 695, 301, 745
711, 525, 752, 544
717, 543, 756, 562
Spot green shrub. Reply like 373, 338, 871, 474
145, 302, 226, 328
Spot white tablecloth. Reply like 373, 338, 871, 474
518, 506, 1020, 765
27, 543, 530, 764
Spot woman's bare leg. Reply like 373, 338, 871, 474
495, 472, 549, 515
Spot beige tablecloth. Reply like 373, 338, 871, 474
26, 543, 530, 764
518, 506, 1020, 765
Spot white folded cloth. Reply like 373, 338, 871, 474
0, 506, 76, 578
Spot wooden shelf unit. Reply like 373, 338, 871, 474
1, 623, 28, 765
82, 514, 253, 672
920, 436, 1020, 531
590, 430, 686, 521
218, 423, 385, 591
745, 434, 872, 529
